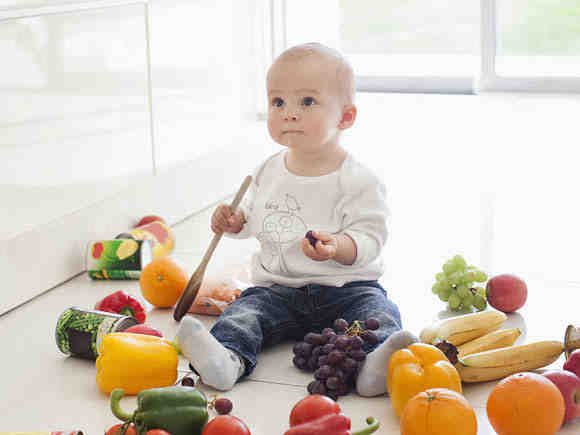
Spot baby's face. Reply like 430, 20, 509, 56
267, 55, 345, 154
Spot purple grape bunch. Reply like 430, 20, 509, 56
292, 317, 380, 400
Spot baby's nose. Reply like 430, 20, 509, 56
284, 108, 299, 121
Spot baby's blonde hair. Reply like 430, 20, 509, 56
273, 42, 356, 106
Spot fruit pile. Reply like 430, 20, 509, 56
482, 346, 580, 434
292, 317, 380, 400
487, 372, 565, 435
107, 382, 251, 435
284, 394, 380, 434
420, 310, 565, 384
391, 308, 580, 434
431, 255, 488, 311
54, 208, 580, 434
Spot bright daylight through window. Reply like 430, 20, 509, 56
339, 0, 480, 77
497, 0, 580, 76
285, 0, 580, 91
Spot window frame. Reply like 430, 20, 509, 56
272, 0, 580, 94
479, 0, 580, 93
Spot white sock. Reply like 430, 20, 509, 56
177, 316, 245, 391
356, 330, 419, 397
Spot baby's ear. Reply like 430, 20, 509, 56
339, 105, 357, 130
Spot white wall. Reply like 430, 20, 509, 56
0, 0, 274, 314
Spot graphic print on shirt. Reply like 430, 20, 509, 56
257, 194, 307, 268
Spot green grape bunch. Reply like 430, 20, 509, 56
431, 254, 488, 312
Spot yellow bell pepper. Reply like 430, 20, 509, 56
386, 342, 462, 418
96, 332, 178, 395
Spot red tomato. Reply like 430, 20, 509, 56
289, 394, 341, 427
135, 215, 165, 227
201, 415, 251, 435
146, 430, 172, 435
105, 424, 137, 435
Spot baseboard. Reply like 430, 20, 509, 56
0, 141, 274, 315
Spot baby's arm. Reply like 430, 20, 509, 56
340, 179, 389, 268
301, 231, 357, 265
302, 172, 388, 266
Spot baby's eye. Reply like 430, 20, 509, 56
302, 96, 316, 107
271, 97, 284, 107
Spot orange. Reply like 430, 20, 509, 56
139, 256, 188, 307
400, 388, 477, 435
486, 372, 565, 435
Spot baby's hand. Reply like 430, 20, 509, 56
211, 204, 245, 234
301, 230, 338, 261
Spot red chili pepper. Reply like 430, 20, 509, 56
95, 290, 146, 323
284, 413, 379, 435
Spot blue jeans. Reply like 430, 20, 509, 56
209, 280, 402, 377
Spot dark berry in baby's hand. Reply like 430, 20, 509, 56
305, 230, 317, 247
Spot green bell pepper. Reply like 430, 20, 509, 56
110, 386, 209, 435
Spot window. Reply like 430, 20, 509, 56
339, 0, 479, 77
277, 1, 580, 292
497, 0, 580, 77
281, 0, 580, 93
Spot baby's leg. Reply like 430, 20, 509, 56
337, 283, 418, 397
178, 286, 298, 391
177, 316, 244, 391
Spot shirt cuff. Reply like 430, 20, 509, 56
342, 230, 378, 267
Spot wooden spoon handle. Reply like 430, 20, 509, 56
173, 175, 253, 321
197, 175, 252, 270
230, 174, 253, 213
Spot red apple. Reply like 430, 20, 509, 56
124, 324, 163, 337
543, 369, 580, 423
564, 349, 580, 378
135, 215, 165, 228
485, 274, 527, 313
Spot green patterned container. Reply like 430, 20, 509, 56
86, 239, 152, 280
55, 307, 138, 359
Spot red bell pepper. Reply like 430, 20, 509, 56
284, 413, 379, 435
95, 290, 146, 323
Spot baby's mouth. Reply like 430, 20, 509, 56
283, 130, 303, 134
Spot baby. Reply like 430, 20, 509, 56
178, 42, 417, 397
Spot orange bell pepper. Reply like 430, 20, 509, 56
386, 342, 462, 418
96, 332, 178, 395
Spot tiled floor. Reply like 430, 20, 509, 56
2, 204, 580, 434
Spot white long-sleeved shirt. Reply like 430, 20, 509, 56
227, 150, 389, 288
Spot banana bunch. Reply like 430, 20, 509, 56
420, 310, 565, 383
456, 340, 564, 382
420, 310, 508, 346
457, 328, 521, 358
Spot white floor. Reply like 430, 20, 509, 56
2, 91, 580, 434
2, 204, 580, 434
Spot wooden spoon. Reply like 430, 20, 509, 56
173, 175, 253, 321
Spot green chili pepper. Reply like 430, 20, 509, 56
110, 386, 209, 435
